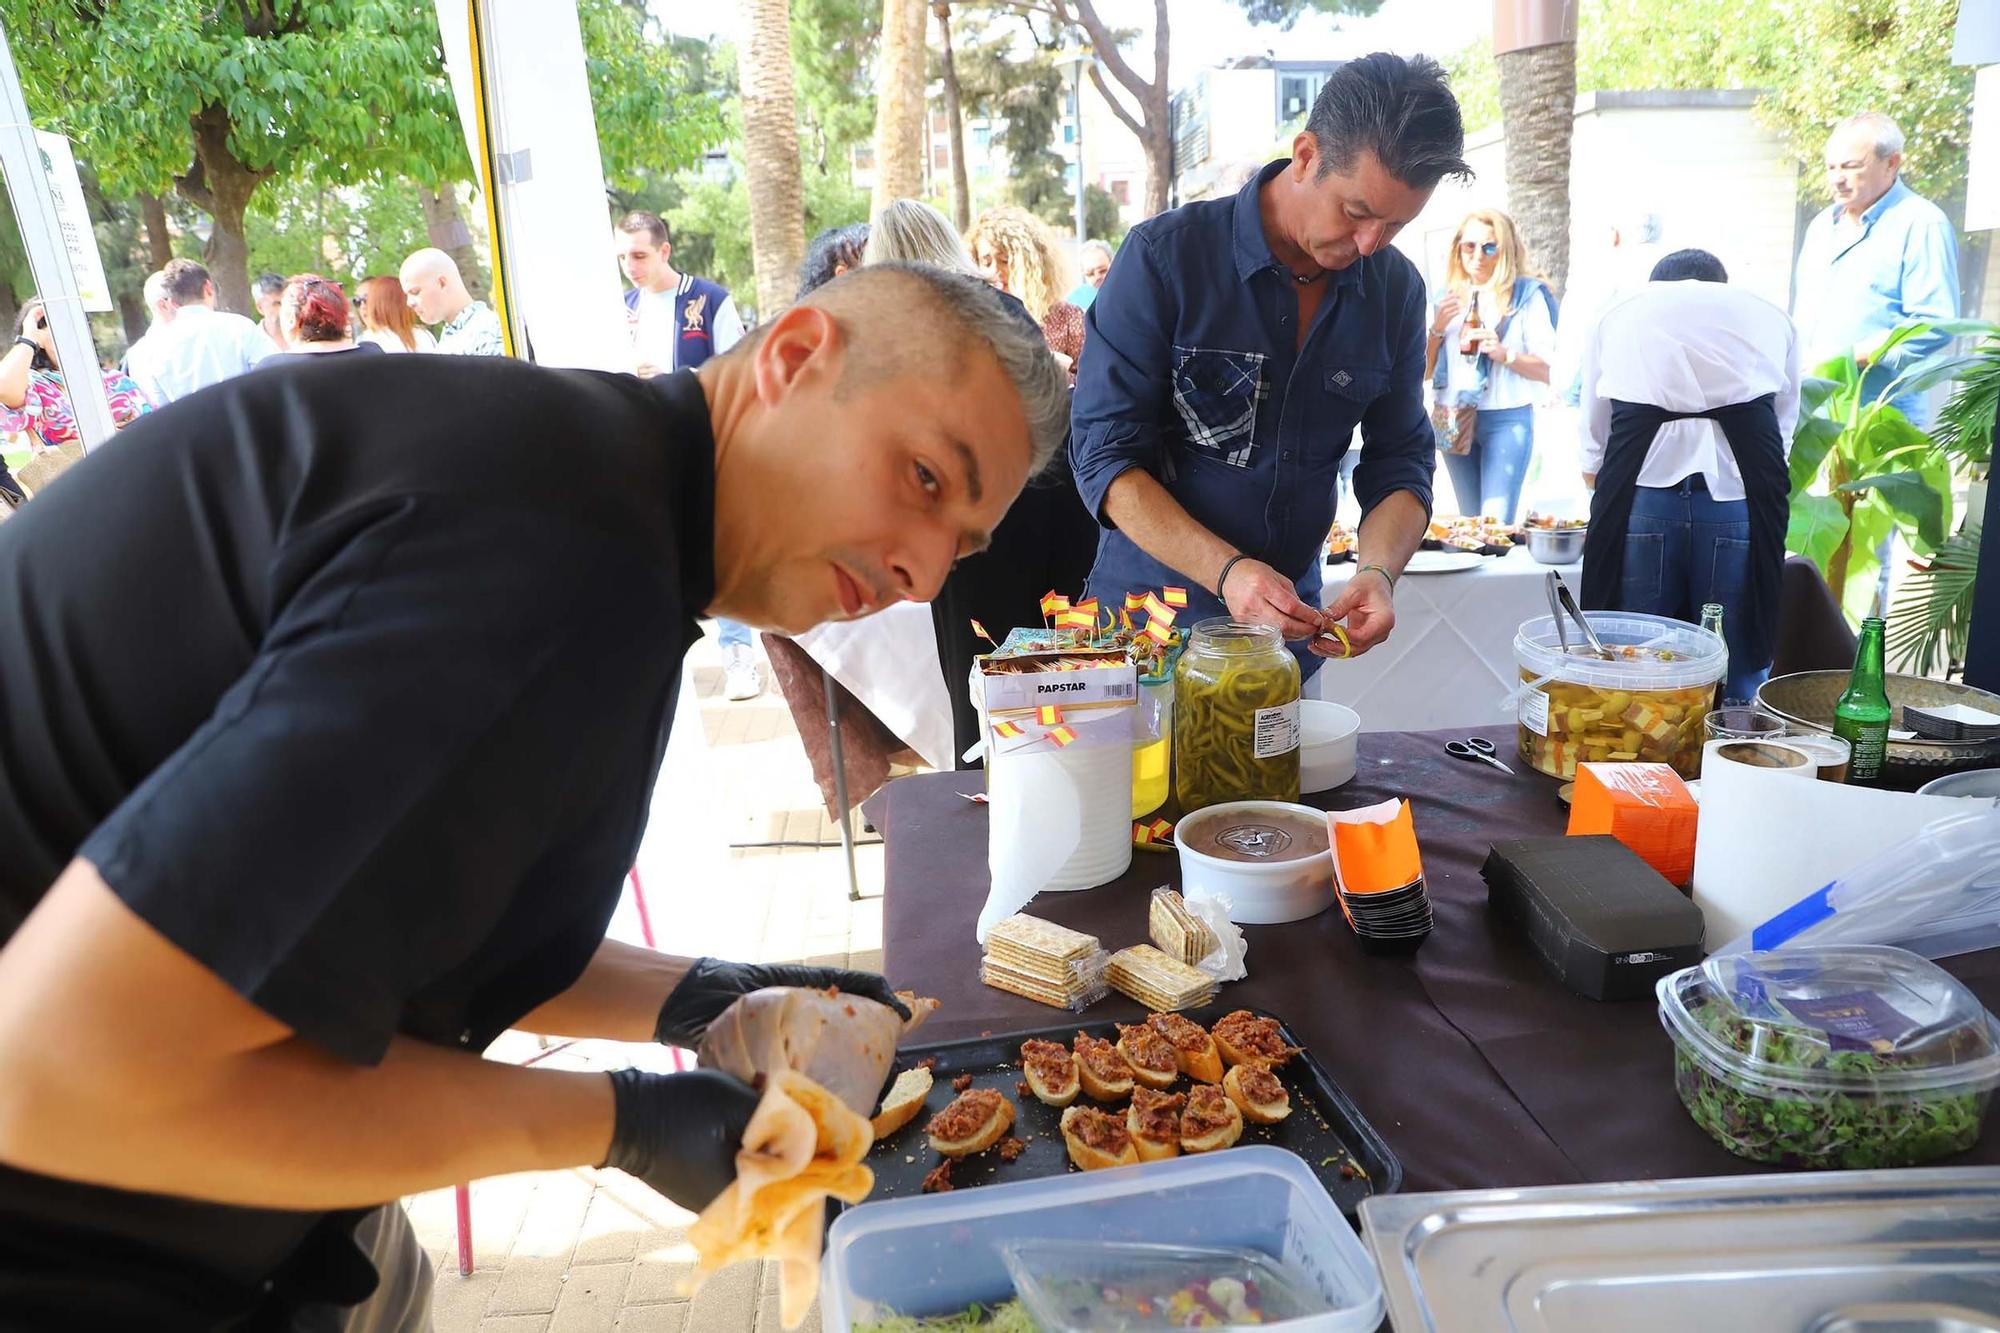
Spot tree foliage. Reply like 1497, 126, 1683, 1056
1445, 0, 1973, 206
666, 162, 870, 315
793, 0, 882, 171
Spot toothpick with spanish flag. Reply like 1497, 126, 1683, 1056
1161, 586, 1189, 608
1046, 724, 1078, 748
1141, 616, 1175, 647
1036, 704, 1064, 726
1039, 589, 1068, 617
1054, 606, 1095, 632
1124, 592, 1147, 613
992, 719, 1024, 739
1141, 591, 1171, 623
970, 619, 996, 646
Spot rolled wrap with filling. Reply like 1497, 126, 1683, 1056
696, 985, 937, 1117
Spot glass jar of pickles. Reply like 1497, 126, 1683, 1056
1513, 611, 1726, 780
1174, 618, 1301, 810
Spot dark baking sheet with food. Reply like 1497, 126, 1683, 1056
859, 1003, 1402, 1218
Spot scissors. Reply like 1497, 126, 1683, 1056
1445, 736, 1515, 775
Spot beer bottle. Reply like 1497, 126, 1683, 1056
1459, 290, 1483, 358
1832, 617, 1893, 786
1699, 603, 1728, 703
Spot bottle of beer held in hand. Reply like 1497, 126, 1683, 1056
1833, 617, 1892, 786
1459, 290, 1483, 358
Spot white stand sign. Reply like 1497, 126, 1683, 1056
34, 131, 112, 313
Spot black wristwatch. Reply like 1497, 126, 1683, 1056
11, 336, 38, 354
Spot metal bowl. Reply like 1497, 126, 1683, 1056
1524, 525, 1587, 565
1756, 671, 2000, 790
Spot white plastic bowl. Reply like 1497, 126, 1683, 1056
1174, 800, 1335, 925
1300, 700, 1360, 792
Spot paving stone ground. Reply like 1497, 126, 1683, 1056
411, 628, 883, 1332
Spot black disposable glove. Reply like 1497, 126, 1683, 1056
601, 1067, 764, 1213
654, 957, 912, 1049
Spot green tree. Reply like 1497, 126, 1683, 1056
793, 0, 881, 172
243, 174, 432, 289
667, 163, 870, 315
6, 0, 727, 315
4, 0, 468, 313
1446, 0, 1972, 207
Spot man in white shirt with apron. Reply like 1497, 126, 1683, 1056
1576, 248, 1801, 704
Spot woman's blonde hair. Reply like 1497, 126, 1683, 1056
864, 199, 979, 274
964, 206, 1072, 324
1443, 208, 1538, 320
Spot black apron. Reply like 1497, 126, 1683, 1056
1581, 394, 1790, 671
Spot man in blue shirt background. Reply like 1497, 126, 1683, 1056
1792, 111, 1960, 427
1070, 53, 1470, 676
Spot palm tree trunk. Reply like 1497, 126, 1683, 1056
871, 0, 929, 213
934, 2, 971, 232
1495, 37, 1576, 292
742, 0, 807, 321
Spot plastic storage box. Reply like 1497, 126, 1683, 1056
1658, 944, 2000, 1169
820, 1146, 1384, 1331
1513, 611, 1725, 780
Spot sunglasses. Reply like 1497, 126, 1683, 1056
1459, 241, 1499, 257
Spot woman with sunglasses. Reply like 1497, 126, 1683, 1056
1424, 209, 1555, 522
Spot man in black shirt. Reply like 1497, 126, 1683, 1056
0, 263, 1068, 1329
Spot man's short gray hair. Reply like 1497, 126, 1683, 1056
813, 262, 1070, 477
1833, 111, 1905, 159
1080, 239, 1114, 263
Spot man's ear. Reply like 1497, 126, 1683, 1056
1290, 131, 1318, 182
751, 304, 839, 407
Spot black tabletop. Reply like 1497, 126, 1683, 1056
870, 724, 2000, 1193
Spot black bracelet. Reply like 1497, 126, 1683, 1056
1215, 553, 1251, 600
10, 336, 36, 354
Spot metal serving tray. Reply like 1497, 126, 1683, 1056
1360, 1168, 2000, 1332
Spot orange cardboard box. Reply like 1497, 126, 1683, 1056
1566, 762, 1698, 888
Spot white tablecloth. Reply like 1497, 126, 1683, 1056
1314, 546, 1580, 733
793, 603, 956, 772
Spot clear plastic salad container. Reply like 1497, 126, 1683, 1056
1657, 944, 2000, 1169
1001, 1240, 1332, 1331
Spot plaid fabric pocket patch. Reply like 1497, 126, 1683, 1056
1170, 346, 1266, 467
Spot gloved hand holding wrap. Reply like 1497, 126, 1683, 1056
655, 958, 913, 1050
600, 1067, 764, 1212
696, 984, 937, 1117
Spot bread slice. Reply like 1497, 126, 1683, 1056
1179, 1084, 1244, 1153
1125, 1086, 1184, 1162
1020, 1038, 1080, 1108
1211, 1009, 1299, 1070
1114, 1023, 1180, 1091
870, 1066, 934, 1139
1148, 1012, 1223, 1084
1059, 1105, 1139, 1171
1073, 1031, 1134, 1102
1222, 1063, 1292, 1126
925, 1088, 1015, 1158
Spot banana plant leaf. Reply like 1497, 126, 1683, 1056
1838, 470, 1946, 549
1787, 492, 1848, 568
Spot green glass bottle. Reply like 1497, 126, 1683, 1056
1699, 603, 1728, 705
1833, 617, 1892, 786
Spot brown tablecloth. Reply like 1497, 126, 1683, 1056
872, 724, 2000, 1194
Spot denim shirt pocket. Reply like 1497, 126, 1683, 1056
1171, 346, 1267, 468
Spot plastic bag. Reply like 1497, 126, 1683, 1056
1711, 808, 2000, 962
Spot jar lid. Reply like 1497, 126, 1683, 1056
1658, 945, 2000, 1096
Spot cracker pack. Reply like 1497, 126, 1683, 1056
979, 913, 1109, 1011
1105, 942, 1218, 1012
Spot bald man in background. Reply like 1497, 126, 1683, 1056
400, 248, 506, 356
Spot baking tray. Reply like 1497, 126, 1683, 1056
1360, 1167, 2000, 1332
860, 1003, 1402, 1218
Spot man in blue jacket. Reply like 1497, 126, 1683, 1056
1071, 53, 1469, 675
616, 210, 762, 698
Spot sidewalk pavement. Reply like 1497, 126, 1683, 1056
412, 628, 885, 1332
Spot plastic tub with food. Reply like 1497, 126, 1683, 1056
1514, 612, 1725, 780
821, 1146, 1383, 1332
1657, 944, 2000, 1170
1174, 800, 1333, 924
1002, 1238, 1364, 1332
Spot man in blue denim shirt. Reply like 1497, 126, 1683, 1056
1071, 54, 1469, 677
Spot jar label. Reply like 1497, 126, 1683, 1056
1521, 688, 1549, 737
1253, 700, 1300, 759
